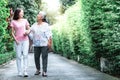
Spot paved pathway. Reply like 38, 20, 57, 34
0, 52, 119, 80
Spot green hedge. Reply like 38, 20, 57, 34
0, 0, 14, 54
52, 0, 96, 67
0, 52, 15, 65
52, 0, 120, 76
82, 0, 120, 75
0, 0, 15, 65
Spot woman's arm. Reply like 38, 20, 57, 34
48, 37, 52, 48
24, 24, 31, 36
26, 25, 30, 34
11, 27, 19, 45
24, 19, 31, 36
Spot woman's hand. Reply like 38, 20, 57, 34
11, 27, 19, 45
24, 25, 30, 36
47, 38, 52, 49
47, 42, 51, 49
24, 30, 30, 36
15, 40, 19, 45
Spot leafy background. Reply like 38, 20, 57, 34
0, 0, 119, 76
52, 0, 120, 76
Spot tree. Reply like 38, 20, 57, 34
59, 0, 76, 13
7, 0, 39, 25
35, 0, 41, 9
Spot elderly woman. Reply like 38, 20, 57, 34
30, 11, 52, 77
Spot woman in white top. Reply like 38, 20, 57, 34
30, 11, 52, 77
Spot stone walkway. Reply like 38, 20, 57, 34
0, 52, 119, 80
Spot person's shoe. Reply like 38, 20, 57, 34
18, 72, 22, 77
34, 70, 41, 75
42, 72, 47, 77
23, 72, 28, 77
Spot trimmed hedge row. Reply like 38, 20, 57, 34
82, 0, 120, 75
52, 0, 96, 67
0, 0, 10, 54
52, 0, 120, 76
0, 52, 15, 65
0, 0, 15, 65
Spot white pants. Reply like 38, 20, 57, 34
14, 40, 29, 73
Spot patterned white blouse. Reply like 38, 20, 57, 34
29, 22, 52, 47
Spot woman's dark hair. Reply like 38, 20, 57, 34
13, 8, 21, 20
42, 16, 48, 23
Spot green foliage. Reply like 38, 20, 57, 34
8, 0, 39, 25
60, 0, 76, 8
82, 0, 120, 75
60, 0, 76, 13
52, 0, 95, 66
53, 0, 120, 76
0, 51, 15, 65
34, 0, 41, 9
0, 0, 11, 54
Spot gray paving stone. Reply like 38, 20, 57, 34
0, 52, 119, 80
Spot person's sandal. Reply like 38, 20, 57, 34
34, 71, 41, 75
23, 72, 28, 77
42, 72, 47, 77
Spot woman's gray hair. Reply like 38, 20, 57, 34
39, 11, 46, 19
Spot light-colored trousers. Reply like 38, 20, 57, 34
14, 40, 29, 73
